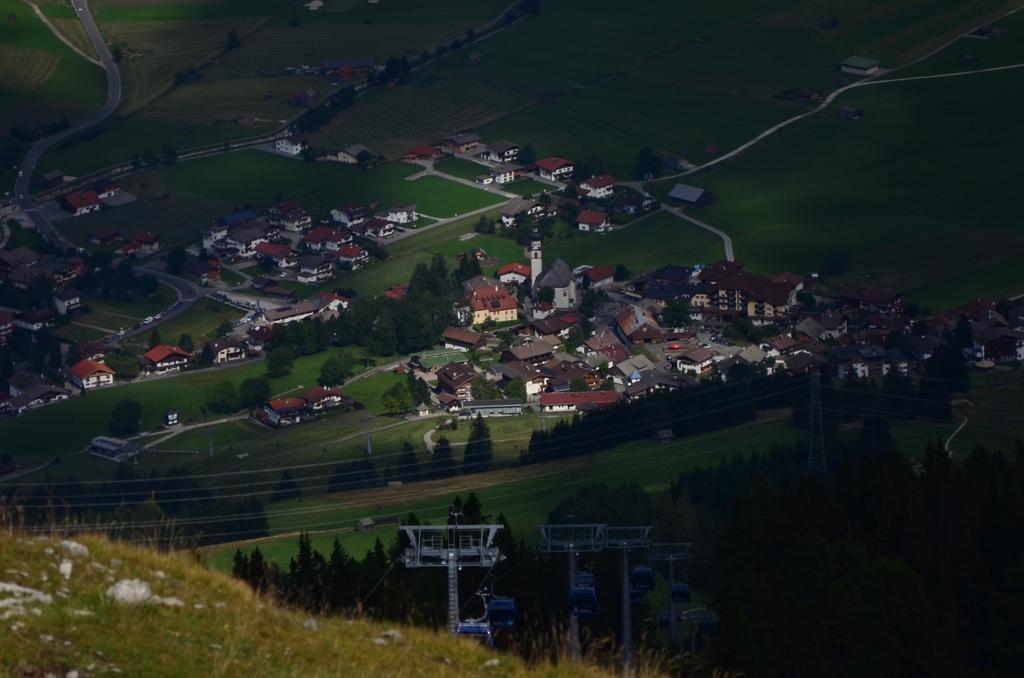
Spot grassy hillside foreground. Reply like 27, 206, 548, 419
0, 533, 603, 677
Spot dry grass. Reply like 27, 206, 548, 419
50, 17, 99, 61
0, 531, 612, 677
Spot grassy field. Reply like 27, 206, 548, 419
83, 283, 178, 319
0, 346, 367, 463
898, 8, 1024, 76
202, 413, 802, 569
653, 68, 1024, 311
123, 297, 243, 351
163, 151, 504, 217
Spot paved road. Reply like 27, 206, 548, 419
665, 207, 735, 262
15, 0, 120, 247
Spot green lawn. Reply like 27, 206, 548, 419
124, 298, 243, 351
2, 223, 48, 251
658, 68, 1024, 311
163, 152, 503, 218
344, 370, 407, 416
95, 0, 284, 22
544, 210, 725, 272
435, 157, 490, 181
203, 413, 801, 569
0, 346, 359, 462
82, 284, 178, 320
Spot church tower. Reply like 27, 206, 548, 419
529, 229, 543, 289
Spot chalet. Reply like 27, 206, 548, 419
337, 243, 369, 268
304, 225, 352, 252
840, 56, 879, 76
275, 136, 308, 156
255, 242, 298, 268
263, 398, 306, 427
124, 232, 161, 255
142, 345, 191, 375
500, 198, 544, 227
534, 157, 574, 181
362, 217, 396, 239
667, 183, 712, 207
222, 224, 270, 258
615, 305, 663, 344
580, 331, 629, 365
582, 265, 614, 289
330, 205, 367, 227
0, 247, 40, 275
612, 354, 655, 385
297, 255, 334, 284
838, 286, 903, 314
442, 326, 487, 351
676, 347, 715, 376
539, 390, 619, 413
95, 183, 121, 200
831, 345, 891, 379
69, 359, 114, 390
437, 362, 477, 400
404, 144, 440, 161
502, 341, 555, 365
208, 337, 247, 365
577, 209, 610, 233
612, 192, 656, 215
480, 141, 519, 163
274, 207, 312, 232
485, 164, 522, 185
383, 205, 416, 224
579, 175, 615, 199
332, 144, 373, 164
53, 289, 81, 316
181, 257, 220, 285
497, 262, 531, 285
975, 327, 1024, 362
301, 386, 346, 411
62, 191, 101, 217
264, 300, 318, 325
470, 285, 518, 325
14, 309, 55, 332
312, 291, 349, 314
461, 400, 524, 417
0, 311, 12, 345
442, 133, 482, 154
9, 383, 69, 414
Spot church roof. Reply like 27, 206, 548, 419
536, 259, 573, 289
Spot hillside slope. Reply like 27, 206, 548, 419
0, 533, 605, 677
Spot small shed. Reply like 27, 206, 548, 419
356, 517, 376, 533
656, 429, 675, 444
839, 56, 879, 76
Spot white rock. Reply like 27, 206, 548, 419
105, 580, 152, 604
43, 548, 54, 556
152, 596, 184, 607
193, 603, 205, 610
372, 637, 387, 645
40, 634, 53, 643
213, 601, 226, 609
60, 541, 89, 558
382, 629, 404, 642
69, 609, 93, 617
484, 659, 500, 668
67, 671, 80, 678
303, 618, 319, 632
153, 570, 166, 580
59, 560, 73, 580
110, 559, 123, 568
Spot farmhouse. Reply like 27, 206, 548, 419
840, 56, 879, 76
9, 383, 69, 414
498, 262, 531, 285
362, 217, 397, 239
62, 191, 101, 217
181, 257, 220, 285
667, 183, 713, 207
301, 386, 347, 411
676, 347, 716, 376
577, 209, 610, 233
534, 157, 574, 181
255, 242, 298, 268
304, 225, 352, 251
405, 144, 440, 161
208, 337, 247, 365
470, 285, 518, 324
332, 144, 374, 164
616, 305, 663, 344
128, 231, 161, 253
502, 340, 555, 365
582, 265, 614, 289
442, 326, 487, 351
330, 204, 366, 227
275, 136, 308, 156
263, 398, 306, 427
579, 175, 615, 199
442, 133, 482, 154
500, 198, 544, 226
54, 289, 82, 315
222, 224, 270, 258
480, 141, 519, 163
337, 243, 369, 268
143, 345, 192, 375
483, 164, 522, 185
383, 205, 416, 224
297, 255, 334, 284
69, 359, 114, 390
539, 390, 619, 413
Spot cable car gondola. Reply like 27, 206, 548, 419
569, 573, 599, 617
671, 582, 691, 603
630, 566, 655, 593
487, 596, 518, 629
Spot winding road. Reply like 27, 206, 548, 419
15, 0, 120, 249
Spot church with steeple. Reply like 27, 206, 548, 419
528, 230, 578, 312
